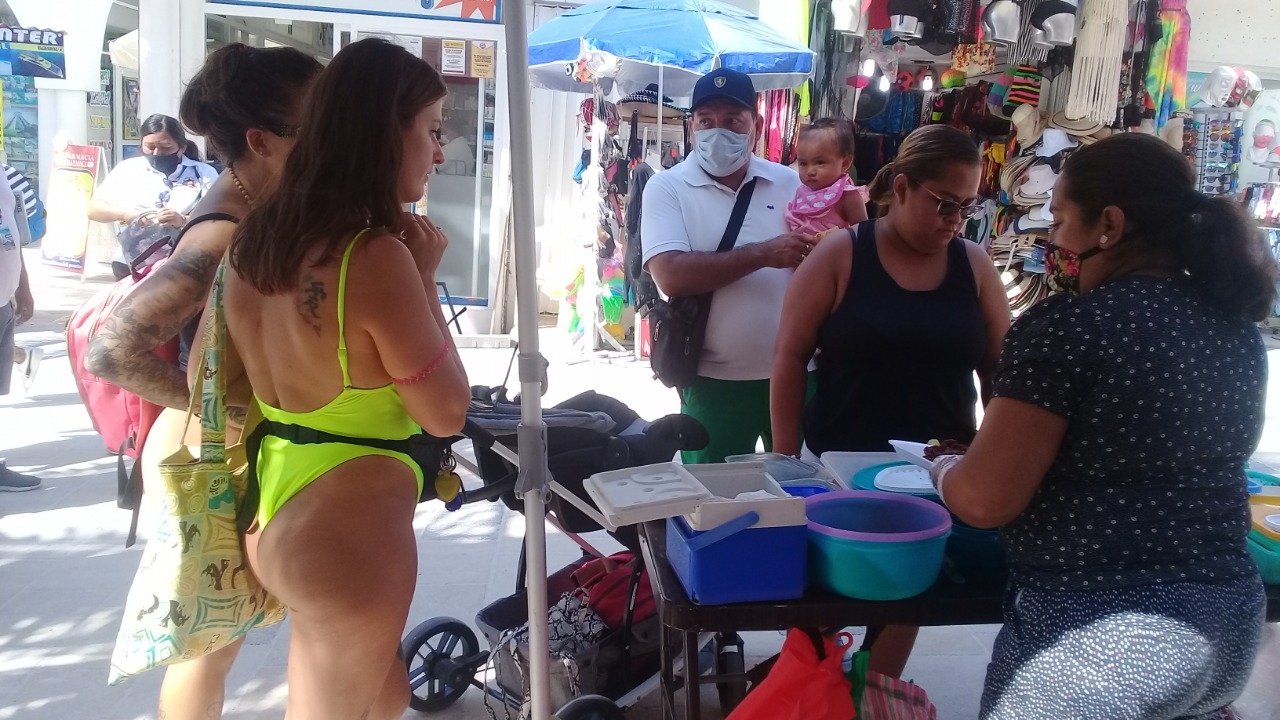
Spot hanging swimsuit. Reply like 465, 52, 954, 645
250, 231, 424, 531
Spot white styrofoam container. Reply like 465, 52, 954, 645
681, 463, 806, 531
583, 461, 805, 531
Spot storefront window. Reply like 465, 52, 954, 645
432, 75, 494, 303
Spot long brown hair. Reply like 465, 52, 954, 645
181, 43, 321, 164
1060, 133, 1277, 322
867, 125, 981, 207
230, 38, 447, 294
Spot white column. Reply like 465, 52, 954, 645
7, 0, 113, 197
138, 0, 181, 119
138, 0, 208, 121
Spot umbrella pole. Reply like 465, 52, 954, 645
657, 65, 664, 165
502, 4, 553, 720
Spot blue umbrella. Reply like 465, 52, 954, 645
528, 0, 815, 97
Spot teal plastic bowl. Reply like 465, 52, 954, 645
806, 491, 952, 601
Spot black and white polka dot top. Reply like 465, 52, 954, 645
993, 276, 1265, 592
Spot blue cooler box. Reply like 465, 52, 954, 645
666, 514, 807, 605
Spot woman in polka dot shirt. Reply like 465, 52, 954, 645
930, 133, 1277, 719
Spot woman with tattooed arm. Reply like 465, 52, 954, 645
85, 43, 321, 720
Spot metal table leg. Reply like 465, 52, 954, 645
683, 630, 701, 720
660, 622, 676, 720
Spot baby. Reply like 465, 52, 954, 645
786, 119, 870, 236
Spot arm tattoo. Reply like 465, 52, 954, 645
227, 405, 248, 428
297, 274, 327, 336
85, 249, 222, 410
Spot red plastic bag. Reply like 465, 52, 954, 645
726, 629, 856, 720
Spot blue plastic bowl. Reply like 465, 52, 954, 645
806, 491, 952, 601
783, 484, 832, 499
946, 521, 1005, 578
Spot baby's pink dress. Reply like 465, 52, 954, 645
785, 176, 870, 235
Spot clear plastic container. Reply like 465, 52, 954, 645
725, 452, 822, 482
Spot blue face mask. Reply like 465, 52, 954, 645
694, 128, 751, 178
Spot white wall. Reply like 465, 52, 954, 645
1187, 0, 1280, 79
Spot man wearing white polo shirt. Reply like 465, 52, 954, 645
642, 69, 817, 463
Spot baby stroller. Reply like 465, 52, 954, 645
400, 386, 747, 718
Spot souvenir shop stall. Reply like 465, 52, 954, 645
808, 0, 1274, 317
559, 88, 690, 354
526, 0, 814, 356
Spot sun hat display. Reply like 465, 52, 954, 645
618, 83, 688, 125
982, 0, 1022, 46
1017, 163, 1058, 202
1036, 127, 1077, 158
1013, 104, 1046, 150
1049, 111, 1105, 136
1031, 200, 1053, 223
1001, 154, 1038, 195
1013, 209, 1051, 234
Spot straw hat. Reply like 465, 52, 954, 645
1049, 111, 1104, 136
618, 84, 688, 124
1012, 104, 1046, 150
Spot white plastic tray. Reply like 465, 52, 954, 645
583, 463, 711, 530
581, 461, 805, 532
681, 463, 806, 531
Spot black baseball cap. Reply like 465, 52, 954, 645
691, 68, 756, 112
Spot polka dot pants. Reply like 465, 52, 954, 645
981, 576, 1265, 720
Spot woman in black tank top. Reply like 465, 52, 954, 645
770, 125, 1011, 677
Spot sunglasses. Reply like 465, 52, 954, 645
267, 125, 299, 138
909, 177, 982, 219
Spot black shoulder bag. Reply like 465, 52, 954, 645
648, 178, 757, 389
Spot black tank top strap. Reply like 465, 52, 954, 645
942, 236, 977, 296
172, 212, 240, 252
846, 219, 887, 296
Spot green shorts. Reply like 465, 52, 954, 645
679, 374, 816, 465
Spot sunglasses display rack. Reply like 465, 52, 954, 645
1184, 108, 1243, 198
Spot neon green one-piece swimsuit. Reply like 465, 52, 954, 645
253, 231, 424, 530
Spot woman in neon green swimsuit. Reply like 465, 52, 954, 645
223, 39, 470, 720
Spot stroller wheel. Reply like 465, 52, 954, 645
402, 617, 482, 713
715, 632, 748, 715
555, 694, 625, 720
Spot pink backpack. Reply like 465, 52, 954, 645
67, 247, 177, 547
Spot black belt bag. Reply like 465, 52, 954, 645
649, 178, 757, 389
237, 419, 453, 534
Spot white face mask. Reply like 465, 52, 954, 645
694, 127, 751, 178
